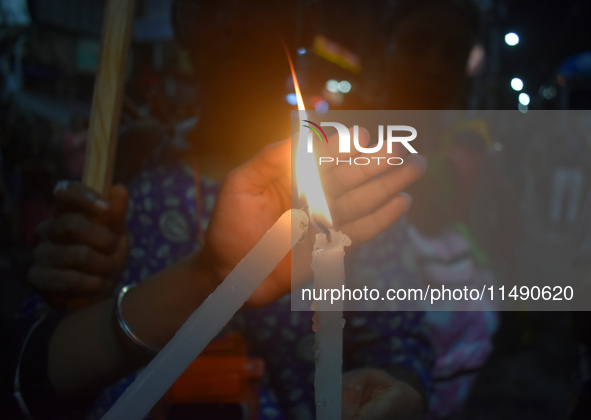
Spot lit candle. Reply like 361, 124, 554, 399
288, 57, 350, 419
101, 209, 309, 420
298, 129, 350, 419
311, 229, 350, 419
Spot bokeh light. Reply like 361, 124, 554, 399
519, 92, 530, 106
511, 78, 523, 91
505, 32, 519, 46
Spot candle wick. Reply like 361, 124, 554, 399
313, 218, 332, 244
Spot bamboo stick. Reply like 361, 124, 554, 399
83, 0, 136, 196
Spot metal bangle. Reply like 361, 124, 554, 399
115, 284, 159, 355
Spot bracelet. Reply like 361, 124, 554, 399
115, 285, 160, 355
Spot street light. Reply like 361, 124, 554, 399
511, 78, 523, 91
519, 92, 530, 106
505, 32, 519, 46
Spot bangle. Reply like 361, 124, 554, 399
115, 285, 159, 355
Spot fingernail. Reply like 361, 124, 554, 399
399, 192, 413, 203
53, 180, 69, 195
94, 199, 109, 210
84, 190, 108, 210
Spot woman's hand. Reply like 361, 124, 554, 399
27, 182, 129, 308
199, 128, 425, 306
342, 369, 424, 420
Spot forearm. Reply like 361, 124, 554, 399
47, 253, 217, 397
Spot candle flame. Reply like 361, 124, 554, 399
286, 51, 333, 227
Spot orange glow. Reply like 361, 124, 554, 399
286, 51, 333, 227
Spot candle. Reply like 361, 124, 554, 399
101, 209, 309, 420
286, 54, 349, 419
312, 229, 350, 419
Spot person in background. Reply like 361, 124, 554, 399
406, 124, 502, 419
549, 125, 587, 227
377, 0, 511, 417
570, 187, 591, 419
384, 0, 480, 111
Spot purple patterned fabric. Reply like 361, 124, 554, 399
406, 224, 498, 419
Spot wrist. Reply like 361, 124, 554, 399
193, 246, 226, 291
115, 285, 160, 356
177, 251, 224, 318
113, 254, 221, 351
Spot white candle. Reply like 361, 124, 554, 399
312, 229, 350, 420
286, 54, 349, 418
101, 209, 309, 420
294, 111, 348, 419
293, 108, 347, 420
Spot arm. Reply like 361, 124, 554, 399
47, 252, 218, 398
37, 140, 298, 398
26, 139, 295, 400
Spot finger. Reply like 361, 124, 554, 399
314, 127, 371, 164
33, 242, 117, 276
318, 126, 412, 168
36, 213, 119, 253
353, 382, 422, 420
342, 377, 364, 420
339, 193, 413, 245
331, 155, 425, 226
107, 184, 129, 234
322, 145, 413, 199
228, 139, 292, 191
352, 392, 396, 420
53, 180, 109, 217
27, 266, 103, 295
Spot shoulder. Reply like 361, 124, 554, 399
126, 162, 219, 226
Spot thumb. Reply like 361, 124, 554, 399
107, 184, 129, 234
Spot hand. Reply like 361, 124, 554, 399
27, 181, 129, 308
198, 128, 425, 306
319, 127, 426, 242
342, 369, 424, 420
197, 140, 293, 306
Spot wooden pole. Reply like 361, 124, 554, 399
83, 0, 136, 196
65, 0, 135, 310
